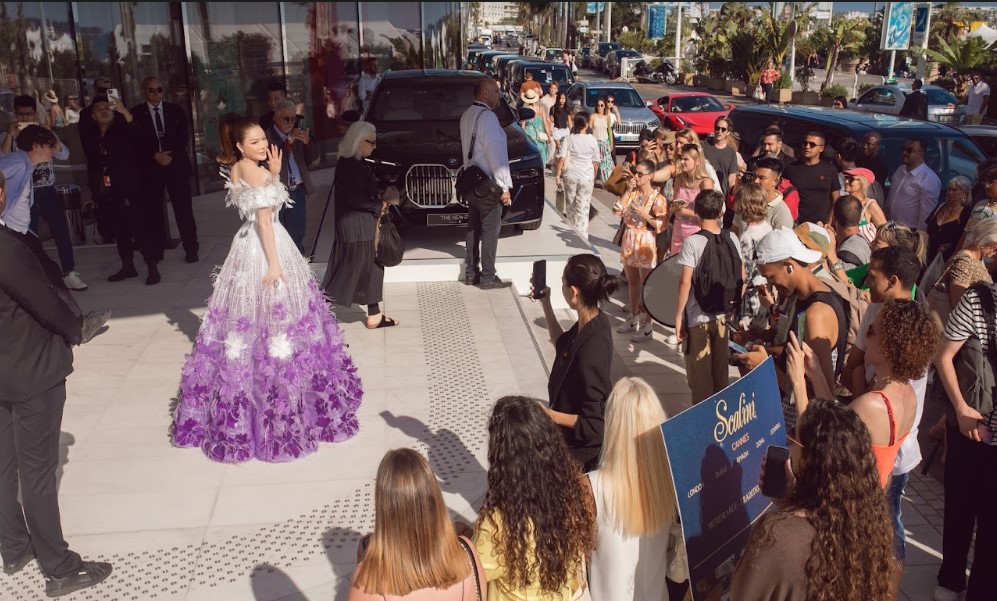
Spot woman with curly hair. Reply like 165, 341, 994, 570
588, 377, 683, 600
787, 298, 941, 488
473, 396, 596, 600
349, 449, 485, 600
731, 398, 898, 601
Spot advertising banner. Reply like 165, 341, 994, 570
882, 1, 914, 50
660, 358, 786, 601
647, 5, 668, 40
586, 2, 607, 14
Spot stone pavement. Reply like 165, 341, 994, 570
0, 171, 963, 600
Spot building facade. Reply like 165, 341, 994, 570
0, 1, 463, 193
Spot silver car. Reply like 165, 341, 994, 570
565, 81, 660, 151
852, 84, 968, 125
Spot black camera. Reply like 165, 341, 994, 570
740, 171, 756, 184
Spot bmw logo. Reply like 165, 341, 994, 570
447, 157, 459, 167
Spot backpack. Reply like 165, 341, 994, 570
821, 277, 865, 354
693, 230, 743, 315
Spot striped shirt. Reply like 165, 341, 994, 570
943, 285, 997, 444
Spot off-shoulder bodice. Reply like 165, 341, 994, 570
222, 167, 293, 222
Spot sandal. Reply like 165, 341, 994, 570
366, 315, 399, 329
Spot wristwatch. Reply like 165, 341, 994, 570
831, 261, 845, 271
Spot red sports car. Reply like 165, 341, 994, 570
649, 92, 733, 137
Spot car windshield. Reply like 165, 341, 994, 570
671, 96, 726, 113
599, 43, 621, 53
526, 66, 572, 84
369, 81, 515, 125
618, 50, 640, 58
924, 88, 959, 105
587, 88, 643, 108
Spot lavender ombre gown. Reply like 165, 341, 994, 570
171, 169, 362, 463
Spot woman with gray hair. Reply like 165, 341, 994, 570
927, 175, 973, 260
322, 120, 400, 328
928, 216, 997, 326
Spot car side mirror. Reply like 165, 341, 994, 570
728, 104, 735, 111
518, 107, 536, 121
646, 100, 653, 108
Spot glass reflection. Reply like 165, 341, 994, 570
360, 2, 423, 72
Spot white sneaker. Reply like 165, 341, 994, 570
617, 316, 639, 333
932, 586, 964, 601
631, 321, 653, 343
666, 333, 679, 345
63, 271, 88, 291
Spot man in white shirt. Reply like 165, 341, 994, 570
967, 71, 991, 125
884, 137, 941, 230
460, 78, 513, 289
358, 58, 382, 109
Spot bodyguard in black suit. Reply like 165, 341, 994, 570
0, 219, 112, 595
130, 76, 199, 264
899, 79, 929, 121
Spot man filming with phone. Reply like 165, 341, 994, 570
266, 98, 318, 253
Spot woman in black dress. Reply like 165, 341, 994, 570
322, 121, 398, 328
533, 254, 616, 472
926, 175, 972, 261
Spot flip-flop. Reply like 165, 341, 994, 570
367, 315, 399, 329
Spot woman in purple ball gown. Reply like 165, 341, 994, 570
171, 113, 362, 463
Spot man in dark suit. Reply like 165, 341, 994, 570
899, 79, 929, 120
130, 76, 199, 268
0, 207, 111, 595
265, 98, 318, 253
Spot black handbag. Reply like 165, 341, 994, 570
375, 211, 405, 267
456, 108, 503, 211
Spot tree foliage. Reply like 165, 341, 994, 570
817, 15, 866, 92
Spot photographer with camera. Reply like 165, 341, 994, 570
266, 98, 318, 253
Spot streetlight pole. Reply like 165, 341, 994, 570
674, 3, 683, 66
606, 2, 612, 42
788, 3, 797, 87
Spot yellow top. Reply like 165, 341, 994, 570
473, 511, 581, 601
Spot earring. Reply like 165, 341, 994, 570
787, 265, 794, 274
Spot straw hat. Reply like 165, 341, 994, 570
44, 90, 58, 104
520, 88, 540, 105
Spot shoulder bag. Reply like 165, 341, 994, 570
456, 537, 482, 601
374, 210, 405, 267
456, 108, 503, 211
934, 283, 997, 427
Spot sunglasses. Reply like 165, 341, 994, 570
801, 141, 822, 148
364, 138, 377, 146
902, 147, 919, 154
844, 175, 856, 181
147, 87, 164, 93
715, 126, 728, 132
277, 115, 296, 122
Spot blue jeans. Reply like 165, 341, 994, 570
887, 471, 909, 561
29, 186, 75, 273
279, 186, 307, 253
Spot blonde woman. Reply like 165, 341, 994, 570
669, 144, 714, 256
841, 167, 886, 242
929, 217, 997, 326
349, 449, 485, 600
926, 176, 972, 260
732, 184, 773, 330
674, 128, 721, 189
588, 377, 682, 601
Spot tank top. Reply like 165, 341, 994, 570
858, 198, 877, 243
782, 289, 848, 375
592, 114, 610, 141
869, 390, 908, 489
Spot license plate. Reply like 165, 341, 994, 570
619, 133, 639, 141
427, 212, 468, 226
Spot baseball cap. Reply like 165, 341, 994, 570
843, 167, 876, 184
793, 222, 832, 258
93, 76, 112, 90
756, 227, 824, 265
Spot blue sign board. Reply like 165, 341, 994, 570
911, 4, 931, 47
648, 5, 667, 40
586, 2, 607, 14
882, 1, 914, 50
660, 358, 786, 600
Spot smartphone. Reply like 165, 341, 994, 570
980, 423, 995, 444
531, 259, 547, 299
761, 445, 791, 498
106, 88, 120, 104
796, 312, 806, 342
294, 115, 305, 129
728, 340, 749, 355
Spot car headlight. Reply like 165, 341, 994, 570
648, 121, 659, 129
673, 115, 689, 127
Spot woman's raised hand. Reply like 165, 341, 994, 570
266, 144, 283, 177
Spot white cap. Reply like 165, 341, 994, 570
755, 227, 823, 265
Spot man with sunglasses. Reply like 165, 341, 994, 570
265, 99, 317, 253
703, 116, 738, 196
967, 71, 990, 125
131, 76, 199, 275
884, 137, 940, 231
783, 131, 839, 225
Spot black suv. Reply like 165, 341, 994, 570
363, 70, 545, 229
729, 104, 987, 194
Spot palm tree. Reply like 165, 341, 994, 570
923, 35, 995, 96
819, 16, 866, 92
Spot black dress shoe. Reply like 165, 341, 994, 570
3, 548, 34, 575
185, 250, 199, 263
45, 561, 112, 598
146, 264, 161, 286
107, 264, 137, 282
477, 278, 512, 290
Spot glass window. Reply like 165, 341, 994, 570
185, 2, 284, 189
360, 2, 423, 72
672, 95, 726, 113
422, 2, 461, 70
924, 87, 958, 106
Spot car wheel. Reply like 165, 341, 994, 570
516, 219, 543, 231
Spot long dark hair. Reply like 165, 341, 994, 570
764, 400, 896, 600
217, 112, 257, 165
477, 396, 596, 593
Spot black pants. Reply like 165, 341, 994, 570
108, 191, 155, 266
938, 424, 997, 599
0, 382, 82, 578
145, 175, 198, 256
464, 199, 502, 283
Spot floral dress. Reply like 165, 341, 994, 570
592, 113, 614, 182
620, 188, 667, 269
171, 169, 363, 463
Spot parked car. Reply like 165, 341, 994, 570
852, 84, 968, 124
604, 49, 642, 78
649, 92, 733, 136
494, 55, 523, 86
465, 45, 488, 70
543, 47, 564, 62
729, 104, 987, 198
476, 50, 517, 74
961, 125, 997, 158
576, 47, 592, 68
594, 41, 621, 71
363, 70, 545, 229
507, 60, 575, 102
565, 81, 660, 152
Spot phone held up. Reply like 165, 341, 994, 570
531, 259, 547, 300
107, 88, 121, 105
761, 445, 791, 498
294, 115, 306, 129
